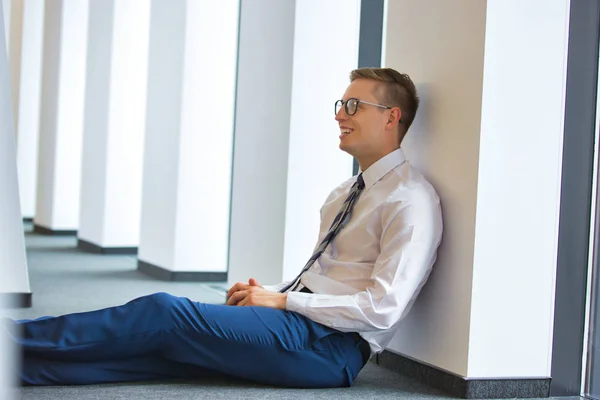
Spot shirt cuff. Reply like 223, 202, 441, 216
262, 283, 287, 293
285, 291, 311, 312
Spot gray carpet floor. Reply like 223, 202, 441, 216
4, 225, 584, 400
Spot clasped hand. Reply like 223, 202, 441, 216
226, 278, 287, 310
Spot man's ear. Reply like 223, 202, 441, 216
387, 107, 402, 128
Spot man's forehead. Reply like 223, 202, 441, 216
343, 79, 378, 100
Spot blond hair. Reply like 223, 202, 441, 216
350, 68, 419, 143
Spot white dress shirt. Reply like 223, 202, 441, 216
264, 148, 443, 354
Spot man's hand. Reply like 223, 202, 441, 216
225, 278, 287, 309
226, 278, 263, 300
226, 289, 288, 309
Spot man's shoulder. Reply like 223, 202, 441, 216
385, 162, 441, 207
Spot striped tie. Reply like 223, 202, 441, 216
280, 173, 365, 293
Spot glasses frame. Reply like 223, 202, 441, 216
335, 97, 391, 116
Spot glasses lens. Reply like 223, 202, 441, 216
335, 100, 342, 115
346, 98, 359, 115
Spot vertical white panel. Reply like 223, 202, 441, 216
102, 0, 149, 246
282, 0, 359, 280
52, 0, 88, 228
383, 0, 487, 377
16, 0, 44, 218
139, 0, 238, 273
383, 0, 568, 378
2, 0, 10, 52
174, 0, 238, 271
35, 0, 61, 227
78, 0, 112, 244
138, 0, 185, 268
6, 0, 22, 130
468, 0, 570, 377
227, 0, 296, 285
79, 0, 149, 248
0, 0, 28, 296
36, 0, 89, 230
0, 8, 29, 394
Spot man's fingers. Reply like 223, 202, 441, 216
227, 291, 242, 305
226, 282, 249, 298
226, 283, 239, 298
238, 296, 250, 307
248, 278, 262, 287
226, 290, 247, 306
227, 278, 264, 299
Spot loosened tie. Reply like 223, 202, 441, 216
280, 174, 365, 293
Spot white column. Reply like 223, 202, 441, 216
15, 0, 44, 219
383, 0, 569, 379
77, 0, 149, 252
0, 0, 29, 300
34, 0, 89, 233
281, 0, 359, 280
0, 5, 24, 394
2, 0, 22, 131
1, 0, 8, 47
137, 0, 238, 279
227, 0, 360, 286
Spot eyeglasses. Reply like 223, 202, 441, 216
335, 97, 392, 116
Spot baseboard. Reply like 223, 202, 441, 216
137, 260, 227, 282
0, 292, 32, 308
77, 239, 138, 255
377, 350, 551, 399
33, 224, 77, 236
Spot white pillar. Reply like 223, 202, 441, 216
227, 0, 360, 286
0, 0, 30, 303
2, 0, 22, 132
227, 0, 295, 286
137, 0, 238, 279
0, 6, 24, 394
382, 0, 569, 379
15, 0, 44, 219
34, 0, 89, 233
77, 0, 149, 253
281, 0, 359, 281
1, 0, 8, 47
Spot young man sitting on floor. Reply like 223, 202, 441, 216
8, 67, 442, 388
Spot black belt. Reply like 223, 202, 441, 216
354, 333, 371, 366
298, 286, 370, 366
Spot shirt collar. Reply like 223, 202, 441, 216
359, 148, 406, 190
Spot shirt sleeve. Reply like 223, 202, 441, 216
262, 282, 291, 293
285, 194, 443, 332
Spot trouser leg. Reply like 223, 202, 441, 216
9, 292, 365, 387
21, 355, 226, 385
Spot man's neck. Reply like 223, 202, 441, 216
357, 147, 400, 172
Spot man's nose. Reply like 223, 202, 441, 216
335, 106, 347, 121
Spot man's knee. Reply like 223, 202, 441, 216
139, 292, 183, 314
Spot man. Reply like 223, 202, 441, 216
9, 67, 442, 388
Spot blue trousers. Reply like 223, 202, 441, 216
9, 292, 365, 387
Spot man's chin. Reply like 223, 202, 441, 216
339, 142, 356, 157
